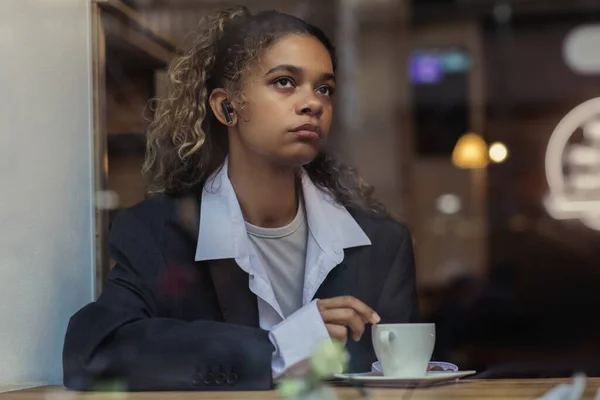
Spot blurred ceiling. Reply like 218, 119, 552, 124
120, 0, 600, 26
413, 0, 600, 24
126, 0, 600, 10
123, 0, 399, 10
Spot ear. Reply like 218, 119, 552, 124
209, 88, 237, 127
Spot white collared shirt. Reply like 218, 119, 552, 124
195, 160, 371, 377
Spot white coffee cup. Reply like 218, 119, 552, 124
372, 323, 436, 378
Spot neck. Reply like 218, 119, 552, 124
227, 154, 298, 228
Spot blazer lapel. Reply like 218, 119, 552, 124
209, 259, 260, 328
313, 247, 365, 300
173, 191, 260, 328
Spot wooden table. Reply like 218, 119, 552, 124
1, 379, 599, 399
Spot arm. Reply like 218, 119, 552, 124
62, 210, 274, 391
270, 300, 331, 378
270, 296, 380, 378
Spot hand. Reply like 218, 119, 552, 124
317, 296, 381, 345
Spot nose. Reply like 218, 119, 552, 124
297, 92, 324, 118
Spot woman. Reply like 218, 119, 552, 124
63, 6, 419, 392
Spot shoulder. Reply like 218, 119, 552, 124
113, 194, 179, 229
110, 191, 199, 245
348, 206, 412, 247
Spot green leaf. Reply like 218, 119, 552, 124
310, 340, 350, 379
277, 378, 308, 398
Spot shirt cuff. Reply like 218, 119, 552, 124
269, 299, 331, 379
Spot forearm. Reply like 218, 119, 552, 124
63, 303, 274, 391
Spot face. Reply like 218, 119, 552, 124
228, 34, 335, 167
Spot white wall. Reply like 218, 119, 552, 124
0, 0, 94, 389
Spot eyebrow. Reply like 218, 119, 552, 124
265, 64, 336, 83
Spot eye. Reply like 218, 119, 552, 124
273, 77, 295, 89
317, 85, 335, 97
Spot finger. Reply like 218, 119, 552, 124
321, 307, 366, 324
325, 323, 347, 345
319, 296, 380, 324
321, 308, 366, 341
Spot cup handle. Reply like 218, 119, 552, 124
379, 331, 397, 368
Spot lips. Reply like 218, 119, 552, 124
290, 124, 322, 138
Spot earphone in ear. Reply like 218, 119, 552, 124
221, 100, 234, 124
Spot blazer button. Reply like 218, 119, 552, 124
226, 372, 238, 384
203, 372, 215, 385
192, 372, 203, 386
215, 372, 226, 385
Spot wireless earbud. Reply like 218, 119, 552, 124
221, 100, 234, 124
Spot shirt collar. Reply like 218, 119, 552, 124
195, 159, 371, 262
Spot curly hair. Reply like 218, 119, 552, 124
143, 6, 385, 214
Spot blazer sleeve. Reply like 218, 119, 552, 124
62, 209, 274, 392
376, 224, 421, 324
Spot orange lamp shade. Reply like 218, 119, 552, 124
452, 133, 489, 169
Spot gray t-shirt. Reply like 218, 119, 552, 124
246, 198, 308, 318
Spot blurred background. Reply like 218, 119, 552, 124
2, 0, 600, 387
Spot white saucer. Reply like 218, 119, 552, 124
332, 370, 476, 387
